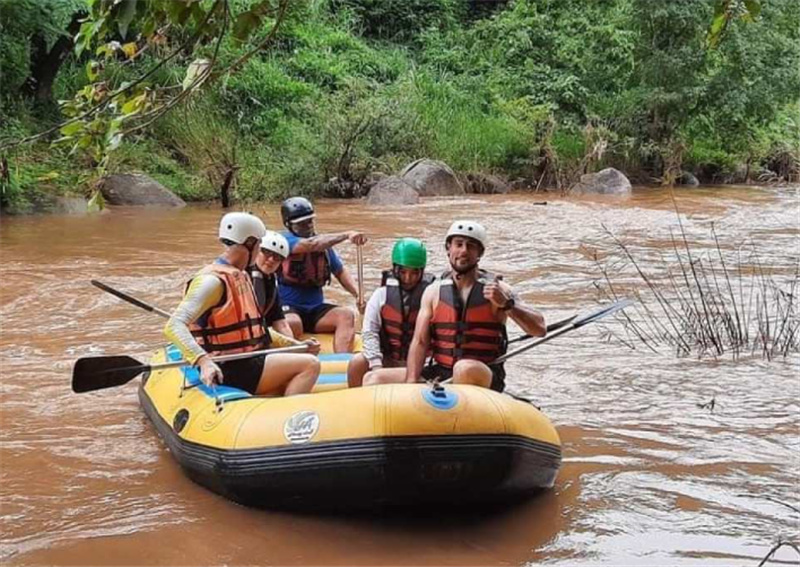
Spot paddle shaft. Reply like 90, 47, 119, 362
492, 299, 633, 365
356, 243, 365, 311
91, 280, 171, 319
72, 344, 314, 393
507, 314, 577, 345
148, 344, 310, 372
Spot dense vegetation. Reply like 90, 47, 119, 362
1, 0, 798, 212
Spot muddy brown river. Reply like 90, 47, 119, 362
1, 187, 798, 565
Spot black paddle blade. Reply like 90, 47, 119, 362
72, 355, 147, 393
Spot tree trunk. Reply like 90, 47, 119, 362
220, 168, 235, 208
21, 11, 84, 103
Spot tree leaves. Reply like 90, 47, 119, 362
708, 0, 762, 48
233, 0, 277, 42
116, 0, 136, 39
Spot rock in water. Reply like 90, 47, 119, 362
571, 168, 632, 195
100, 174, 186, 207
366, 176, 420, 206
400, 159, 465, 196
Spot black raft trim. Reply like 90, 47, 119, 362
139, 385, 562, 507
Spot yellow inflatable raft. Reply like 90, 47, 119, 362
138, 344, 562, 509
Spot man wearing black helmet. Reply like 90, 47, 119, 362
278, 197, 367, 353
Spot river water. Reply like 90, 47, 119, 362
1, 186, 798, 566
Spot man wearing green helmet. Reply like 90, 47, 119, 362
347, 237, 435, 387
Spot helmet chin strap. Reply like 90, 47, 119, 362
245, 240, 259, 267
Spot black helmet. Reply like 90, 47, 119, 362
281, 197, 315, 229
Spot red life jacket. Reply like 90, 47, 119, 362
278, 250, 331, 288
430, 272, 507, 367
379, 271, 435, 363
189, 263, 271, 354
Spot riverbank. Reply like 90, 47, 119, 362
1, 136, 795, 216
2, 1, 798, 215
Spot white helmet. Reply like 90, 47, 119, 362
259, 230, 290, 258
218, 212, 266, 245
445, 220, 488, 250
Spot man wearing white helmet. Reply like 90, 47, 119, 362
405, 220, 546, 391
164, 213, 320, 396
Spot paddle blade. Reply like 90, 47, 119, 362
72, 355, 147, 393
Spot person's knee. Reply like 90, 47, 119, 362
287, 315, 303, 335
363, 370, 377, 386
349, 353, 367, 372
338, 308, 355, 329
453, 360, 491, 387
348, 354, 368, 387
304, 354, 321, 376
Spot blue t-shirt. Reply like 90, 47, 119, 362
278, 232, 344, 311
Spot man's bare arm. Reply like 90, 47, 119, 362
405, 284, 436, 383
334, 265, 360, 299
291, 231, 365, 254
484, 280, 546, 337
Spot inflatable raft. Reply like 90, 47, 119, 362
138, 344, 562, 509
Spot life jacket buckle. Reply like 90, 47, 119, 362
430, 380, 447, 398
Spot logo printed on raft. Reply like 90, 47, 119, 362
283, 410, 320, 444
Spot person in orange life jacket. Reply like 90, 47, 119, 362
164, 213, 320, 396
249, 230, 321, 355
347, 238, 435, 388
404, 220, 546, 391
278, 197, 367, 353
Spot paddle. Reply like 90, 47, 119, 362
355, 243, 365, 315
507, 314, 578, 345
72, 344, 311, 393
492, 299, 634, 365
91, 279, 170, 319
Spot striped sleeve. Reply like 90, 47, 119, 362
163, 274, 225, 364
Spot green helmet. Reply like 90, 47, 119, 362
391, 237, 427, 269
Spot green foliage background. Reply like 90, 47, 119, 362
1, 0, 798, 210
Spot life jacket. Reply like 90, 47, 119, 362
430, 271, 507, 368
278, 249, 331, 288
379, 270, 435, 363
249, 266, 278, 318
189, 263, 270, 354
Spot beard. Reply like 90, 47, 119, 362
450, 257, 478, 275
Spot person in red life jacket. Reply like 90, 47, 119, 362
250, 230, 321, 354
164, 213, 320, 395
278, 197, 367, 353
405, 220, 546, 391
347, 238, 435, 388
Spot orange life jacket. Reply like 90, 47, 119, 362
189, 263, 270, 354
379, 270, 435, 363
430, 272, 507, 367
278, 250, 331, 288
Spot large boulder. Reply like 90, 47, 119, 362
571, 168, 632, 195
463, 172, 511, 194
100, 174, 186, 207
400, 159, 465, 197
677, 171, 700, 186
366, 176, 419, 206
